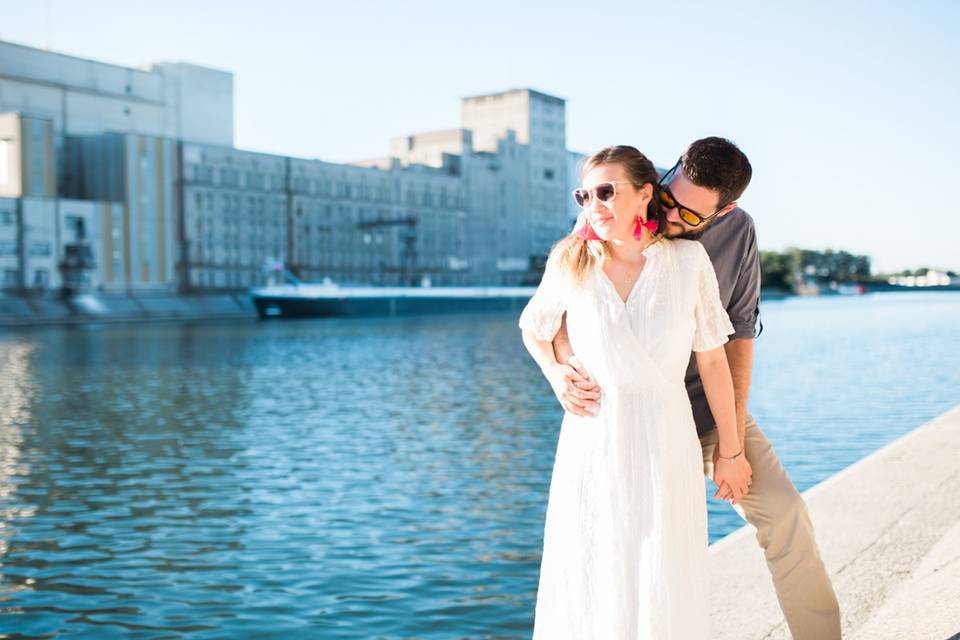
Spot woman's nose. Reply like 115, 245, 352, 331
587, 198, 609, 214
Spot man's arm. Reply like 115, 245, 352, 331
710, 212, 761, 489
724, 338, 754, 449
551, 313, 601, 416
720, 212, 761, 449
697, 344, 752, 504
521, 328, 599, 417
553, 313, 574, 364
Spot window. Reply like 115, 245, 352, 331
0, 139, 9, 185
0, 240, 17, 255
0, 210, 13, 226
33, 269, 48, 288
544, 169, 555, 181
66, 215, 87, 241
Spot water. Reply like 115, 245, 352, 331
0, 292, 957, 638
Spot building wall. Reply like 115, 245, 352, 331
395, 164, 467, 285
58, 199, 106, 290
567, 150, 586, 227
460, 89, 569, 281
62, 132, 177, 291
20, 198, 58, 290
388, 129, 471, 169
290, 158, 397, 285
1, 37, 577, 292
0, 112, 57, 198
180, 143, 288, 290
0, 39, 233, 146
0, 196, 112, 292
153, 62, 234, 146
0, 198, 18, 287
462, 90, 531, 150
178, 136, 490, 288
524, 91, 568, 258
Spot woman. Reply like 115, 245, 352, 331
519, 145, 752, 638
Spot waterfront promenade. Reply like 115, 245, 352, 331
0, 293, 256, 326
708, 404, 960, 639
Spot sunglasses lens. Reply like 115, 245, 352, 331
679, 208, 701, 226
595, 184, 615, 203
573, 190, 588, 207
657, 189, 675, 208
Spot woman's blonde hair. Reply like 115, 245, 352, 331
548, 146, 664, 284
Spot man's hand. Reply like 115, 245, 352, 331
711, 430, 749, 503
545, 356, 601, 417
713, 453, 752, 504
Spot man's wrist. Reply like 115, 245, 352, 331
717, 445, 743, 459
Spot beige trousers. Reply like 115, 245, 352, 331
700, 414, 842, 640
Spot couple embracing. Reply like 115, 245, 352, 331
519, 138, 841, 638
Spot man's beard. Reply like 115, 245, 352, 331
667, 219, 714, 240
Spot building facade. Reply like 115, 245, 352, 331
1, 39, 576, 294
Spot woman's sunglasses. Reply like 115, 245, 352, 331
656, 158, 723, 227
571, 181, 631, 208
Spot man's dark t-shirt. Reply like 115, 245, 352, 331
685, 208, 761, 437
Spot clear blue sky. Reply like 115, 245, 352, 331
2, 0, 956, 273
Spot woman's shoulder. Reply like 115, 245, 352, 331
661, 237, 709, 261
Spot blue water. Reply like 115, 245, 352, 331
0, 292, 957, 638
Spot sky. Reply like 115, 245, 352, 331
1, 0, 956, 273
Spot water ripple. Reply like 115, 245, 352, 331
0, 292, 957, 637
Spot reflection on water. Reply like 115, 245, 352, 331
0, 292, 957, 638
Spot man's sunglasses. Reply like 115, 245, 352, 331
656, 158, 723, 227
571, 181, 631, 208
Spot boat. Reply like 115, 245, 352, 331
250, 280, 537, 319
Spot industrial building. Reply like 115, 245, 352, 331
0, 39, 576, 295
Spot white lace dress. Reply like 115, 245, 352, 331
519, 238, 734, 639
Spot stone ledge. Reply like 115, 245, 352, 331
708, 404, 960, 639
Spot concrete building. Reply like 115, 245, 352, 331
179, 87, 570, 289
0, 39, 230, 294
0, 112, 57, 198
179, 143, 289, 290
0, 195, 119, 292
462, 89, 569, 269
62, 132, 178, 291
567, 149, 586, 228
0, 39, 233, 146
1, 39, 577, 294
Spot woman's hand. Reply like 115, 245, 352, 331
713, 454, 753, 505
546, 360, 601, 417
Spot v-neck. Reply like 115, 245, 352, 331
597, 241, 663, 306
600, 261, 645, 305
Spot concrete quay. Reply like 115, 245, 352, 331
708, 404, 960, 639
0, 293, 257, 327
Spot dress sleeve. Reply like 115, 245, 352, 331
518, 260, 567, 341
693, 244, 736, 352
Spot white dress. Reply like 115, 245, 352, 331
519, 238, 734, 639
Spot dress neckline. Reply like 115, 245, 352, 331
597, 241, 664, 306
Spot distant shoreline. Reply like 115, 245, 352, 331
761, 284, 960, 301
1, 287, 958, 328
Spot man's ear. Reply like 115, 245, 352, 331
717, 201, 738, 217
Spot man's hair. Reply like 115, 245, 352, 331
681, 137, 752, 208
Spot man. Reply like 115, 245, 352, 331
551, 137, 841, 639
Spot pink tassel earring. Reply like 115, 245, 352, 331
633, 216, 659, 240
578, 223, 602, 241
